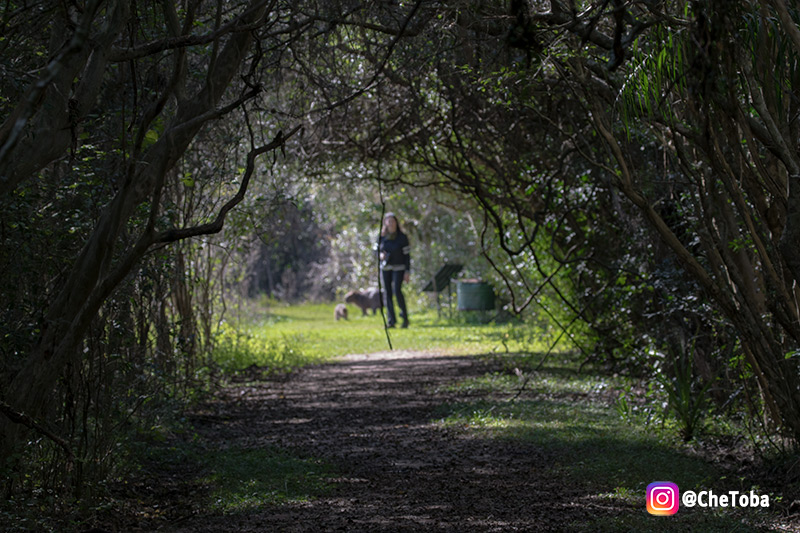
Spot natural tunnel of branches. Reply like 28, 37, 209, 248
2, 0, 800, 506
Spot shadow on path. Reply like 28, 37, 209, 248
162, 351, 629, 532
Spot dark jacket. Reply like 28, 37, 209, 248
379, 231, 411, 272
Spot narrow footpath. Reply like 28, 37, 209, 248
153, 350, 628, 532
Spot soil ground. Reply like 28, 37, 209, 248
140, 350, 623, 532
112, 350, 793, 532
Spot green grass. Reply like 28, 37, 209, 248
0, 439, 337, 531
434, 362, 782, 532
134, 440, 336, 515
202, 446, 334, 512
437, 398, 717, 489
213, 301, 552, 373
208, 302, 787, 530
440, 365, 623, 399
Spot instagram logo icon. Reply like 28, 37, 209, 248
647, 482, 679, 515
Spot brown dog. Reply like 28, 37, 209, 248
344, 288, 382, 316
334, 303, 348, 321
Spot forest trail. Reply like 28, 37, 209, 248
150, 350, 619, 532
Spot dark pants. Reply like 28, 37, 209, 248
382, 269, 408, 326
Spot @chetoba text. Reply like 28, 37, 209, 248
647, 482, 770, 515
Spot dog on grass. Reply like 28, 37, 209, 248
334, 303, 348, 321
344, 288, 381, 316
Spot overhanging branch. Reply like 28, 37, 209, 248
0, 400, 74, 468
155, 125, 302, 244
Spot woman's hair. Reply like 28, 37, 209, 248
381, 212, 401, 235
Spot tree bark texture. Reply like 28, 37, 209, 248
0, 0, 274, 457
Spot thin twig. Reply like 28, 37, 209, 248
0, 400, 75, 468
376, 82, 393, 350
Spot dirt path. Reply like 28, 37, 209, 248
163, 350, 622, 532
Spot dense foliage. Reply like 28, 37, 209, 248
335, 0, 800, 443
2, 0, 800, 509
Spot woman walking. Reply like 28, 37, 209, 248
379, 212, 411, 328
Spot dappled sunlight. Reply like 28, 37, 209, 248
431, 391, 777, 532
5, 0, 800, 530
437, 396, 717, 485
157, 349, 789, 532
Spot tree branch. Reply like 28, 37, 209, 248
154, 125, 301, 244
768, 0, 800, 59
108, 0, 273, 61
0, 0, 103, 189
0, 400, 74, 467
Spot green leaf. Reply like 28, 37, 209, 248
143, 129, 159, 148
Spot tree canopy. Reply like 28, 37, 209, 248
3, 0, 800, 503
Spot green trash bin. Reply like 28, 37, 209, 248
457, 280, 495, 311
